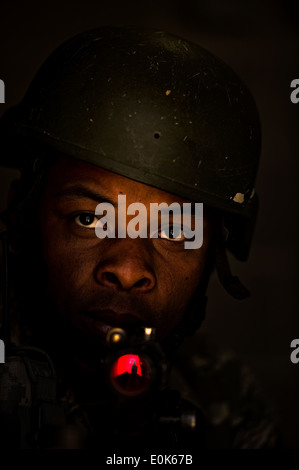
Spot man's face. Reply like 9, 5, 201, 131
38, 156, 215, 364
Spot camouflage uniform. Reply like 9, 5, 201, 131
0, 325, 279, 449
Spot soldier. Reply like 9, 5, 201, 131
0, 26, 278, 450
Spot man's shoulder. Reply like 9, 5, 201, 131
170, 334, 280, 449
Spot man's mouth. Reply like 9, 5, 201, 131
79, 309, 146, 342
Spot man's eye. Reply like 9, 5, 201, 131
74, 213, 99, 229
159, 224, 185, 241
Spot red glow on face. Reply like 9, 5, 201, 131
112, 354, 142, 378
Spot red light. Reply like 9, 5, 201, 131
110, 353, 151, 396
112, 354, 142, 378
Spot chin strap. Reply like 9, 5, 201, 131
215, 236, 250, 300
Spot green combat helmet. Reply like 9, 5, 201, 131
0, 26, 261, 265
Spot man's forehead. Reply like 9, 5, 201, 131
45, 154, 194, 205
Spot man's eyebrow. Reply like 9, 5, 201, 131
54, 184, 116, 206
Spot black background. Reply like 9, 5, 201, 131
0, 0, 298, 448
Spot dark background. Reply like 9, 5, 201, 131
0, 0, 298, 448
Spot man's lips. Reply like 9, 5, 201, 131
79, 309, 146, 341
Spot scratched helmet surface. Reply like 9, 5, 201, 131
0, 26, 261, 260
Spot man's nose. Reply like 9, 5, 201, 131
94, 238, 156, 292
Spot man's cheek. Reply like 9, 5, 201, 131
44, 244, 94, 293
